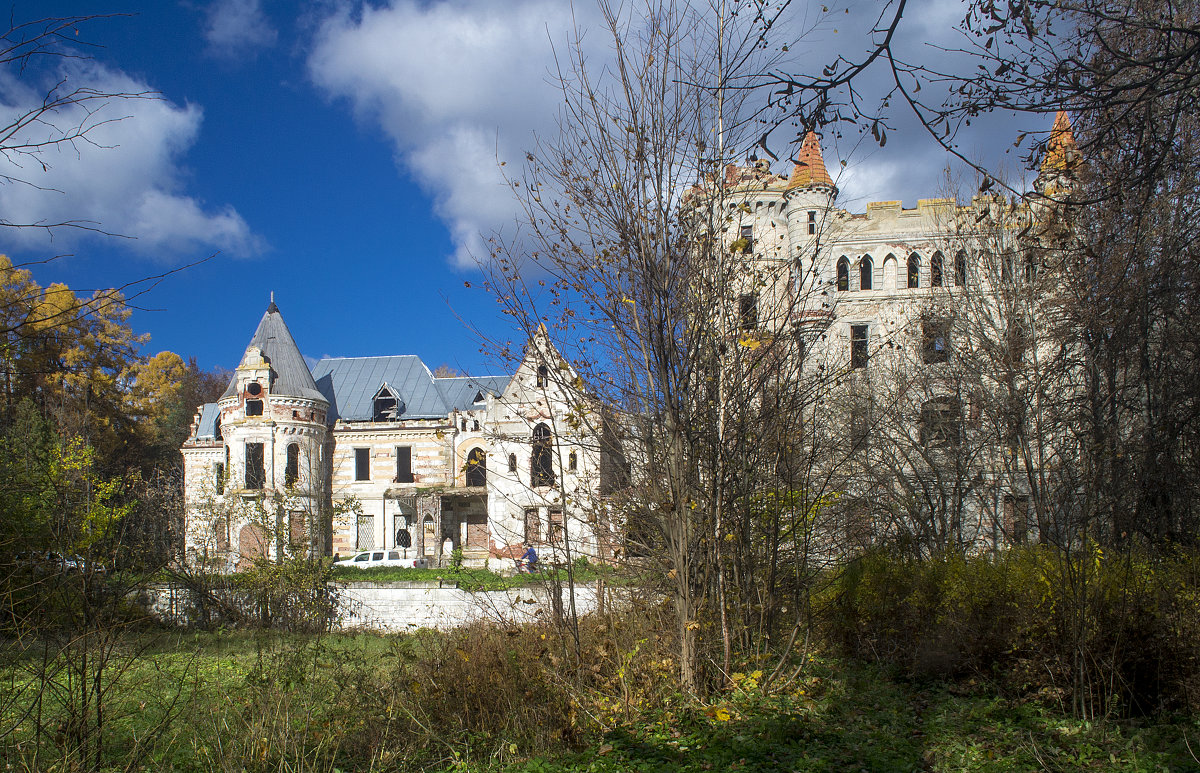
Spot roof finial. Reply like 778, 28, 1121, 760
267, 291, 278, 314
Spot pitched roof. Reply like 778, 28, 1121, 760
221, 301, 326, 402
310, 355, 511, 422
194, 402, 221, 441
786, 131, 835, 190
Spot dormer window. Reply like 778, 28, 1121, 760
473, 391, 485, 403
244, 381, 263, 416
245, 400, 263, 416
373, 386, 399, 421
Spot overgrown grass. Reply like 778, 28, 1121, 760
330, 560, 626, 590
2, 621, 1197, 772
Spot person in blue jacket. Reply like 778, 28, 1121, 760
518, 544, 539, 573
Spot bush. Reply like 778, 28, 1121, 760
821, 544, 1200, 716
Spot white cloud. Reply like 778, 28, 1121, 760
309, 0, 596, 268
0, 62, 265, 260
204, 0, 278, 60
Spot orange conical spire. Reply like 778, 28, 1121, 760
1041, 111, 1077, 173
786, 131, 834, 189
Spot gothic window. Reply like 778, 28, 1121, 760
908, 253, 921, 288
354, 448, 370, 481
920, 397, 963, 447
531, 423, 555, 487
859, 255, 873, 290
465, 447, 487, 487
955, 250, 967, 287
285, 443, 299, 487
245, 443, 265, 489
738, 294, 758, 330
373, 386, 398, 421
850, 324, 869, 369
395, 446, 414, 483
931, 252, 945, 287
921, 316, 952, 364
836, 256, 849, 291
536, 365, 548, 388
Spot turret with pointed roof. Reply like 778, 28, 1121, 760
786, 131, 836, 193
1036, 111, 1080, 197
221, 298, 326, 403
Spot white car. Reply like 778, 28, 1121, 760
334, 550, 428, 569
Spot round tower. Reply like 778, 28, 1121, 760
217, 297, 330, 562
784, 131, 839, 264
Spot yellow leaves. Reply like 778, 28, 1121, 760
456, 647, 470, 662
738, 335, 762, 350
713, 707, 732, 722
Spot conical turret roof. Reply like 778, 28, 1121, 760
221, 299, 326, 403
1041, 111, 1078, 173
786, 131, 834, 190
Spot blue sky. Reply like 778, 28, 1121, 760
4, 1, 1038, 374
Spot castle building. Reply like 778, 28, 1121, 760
182, 303, 619, 570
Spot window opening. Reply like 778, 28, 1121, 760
920, 397, 963, 447
536, 365, 548, 388
738, 294, 758, 330
247, 382, 262, 396
245, 443, 265, 489
859, 255, 873, 290
922, 317, 952, 364
549, 509, 564, 544
508, 453, 517, 473
531, 423, 555, 487
245, 399, 263, 416
836, 256, 849, 291
465, 447, 487, 487
568, 451, 578, 471
807, 210, 817, 235
373, 387, 398, 421
354, 448, 370, 481
395, 446, 413, 483
285, 443, 299, 487
955, 250, 967, 287
908, 253, 921, 288
739, 224, 754, 252
524, 508, 541, 543
850, 324, 869, 369
931, 252, 944, 287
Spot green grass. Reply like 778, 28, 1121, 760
2, 631, 1196, 773
330, 561, 625, 590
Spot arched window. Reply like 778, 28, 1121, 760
883, 253, 898, 289
508, 453, 517, 473
465, 447, 486, 487
908, 253, 921, 288
285, 443, 299, 488
954, 250, 967, 287
859, 255, 873, 290
536, 365, 548, 388
531, 423, 554, 487
568, 451, 578, 471
836, 256, 849, 291
931, 252, 944, 287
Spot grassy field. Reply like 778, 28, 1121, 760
1, 626, 1197, 772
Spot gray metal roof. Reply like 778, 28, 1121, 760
221, 302, 326, 403
195, 402, 221, 441
310, 355, 511, 422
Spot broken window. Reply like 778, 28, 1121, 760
740, 224, 755, 252
738, 294, 758, 330
524, 508, 541, 543
245, 443, 265, 489
850, 324, 869, 369
931, 252, 945, 287
285, 443, 299, 487
395, 446, 413, 483
837, 256, 849, 291
568, 451, 578, 471
531, 423, 555, 487
920, 397, 963, 448
245, 399, 263, 416
373, 387, 398, 421
465, 447, 486, 487
549, 509, 564, 544
355, 448, 370, 482
859, 255, 873, 290
908, 253, 921, 288
536, 365, 548, 388
922, 316, 952, 364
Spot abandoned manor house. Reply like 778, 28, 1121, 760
182, 113, 1079, 568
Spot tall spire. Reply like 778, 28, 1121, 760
1041, 111, 1078, 173
220, 301, 325, 402
786, 131, 834, 190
